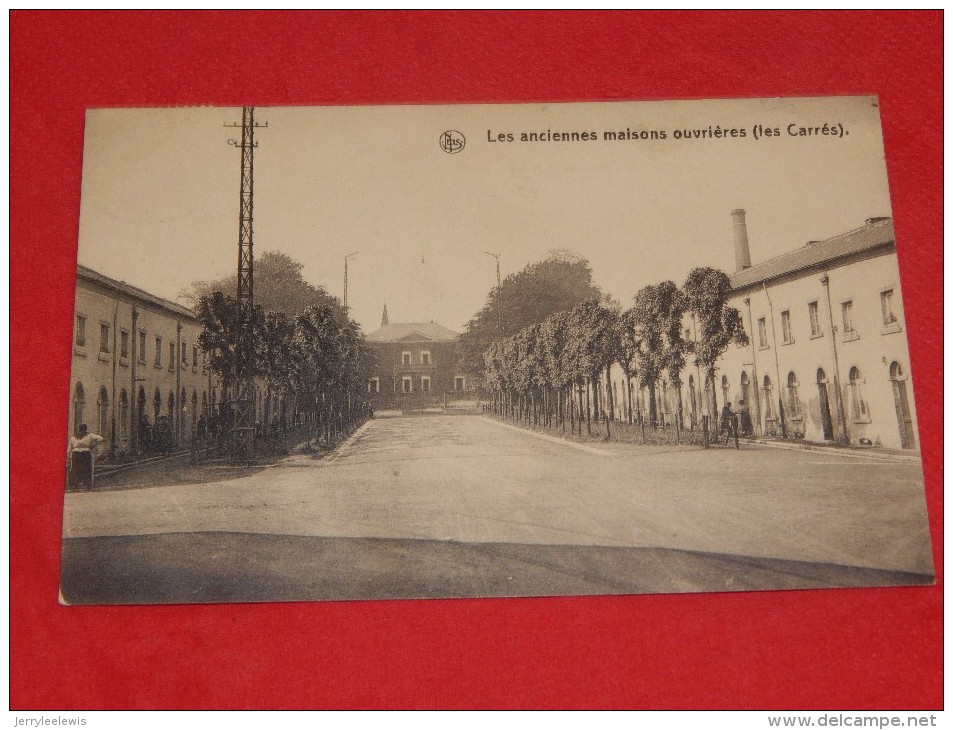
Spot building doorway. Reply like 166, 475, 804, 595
890, 362, 916, 450
73, 383, 85, 436
816, 368, 834, 440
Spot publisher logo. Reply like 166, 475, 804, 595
439, 130, 466, 154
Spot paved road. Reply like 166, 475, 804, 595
61, 415, 934, 603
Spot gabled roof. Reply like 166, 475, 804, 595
77, 264, 198, 321
729, 217, 895, 292
365, 321, 459, 343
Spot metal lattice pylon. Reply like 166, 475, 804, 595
225, 106, 267, 463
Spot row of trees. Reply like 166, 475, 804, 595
457, 251, 604, 378
481, 267, 748, 437
189, 252, 374, 446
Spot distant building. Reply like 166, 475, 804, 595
364, 306, 466, 407
611, 212, 919, 451
70, 265, 213, 455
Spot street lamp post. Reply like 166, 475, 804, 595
484, 251, 502, 334
344, 251, 359, 310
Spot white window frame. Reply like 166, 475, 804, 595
780, 309, 794, 345
808, 300, 822, 338
880, 286, 902, 334
74, 313, 87, 350
99, 321, 111, 358
402, 376, 413, 393
119, 328, 130, 364
454, 375, 466, 392
841, 300, 858, 341
401, 351, 412, 366
421, 375, 432, 393
420, 350, 432, 366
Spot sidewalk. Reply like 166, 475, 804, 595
749, 437, 921, 463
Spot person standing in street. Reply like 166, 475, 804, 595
720, 401, 734, 444
67, 423, 104, 489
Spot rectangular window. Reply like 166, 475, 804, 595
881, 289, 897, 324
780, 310, 793, 344
75, 315, 87, 348
120, 329, 129, 359
368, 377, 380, 394
808, 301, 821, 337
401, 351, 412, 366
169, 342, 175, 371
155, 337, 162, 367
402, 376, 413, 393
421, 376, 431, 392
841, 301, 855, 336
757, 318, 768, 349
454, 376, 466, 392
138, 330, 147, 364
181, 342, 188, 367
99, 323, 110, 353
192, 346, 198, 369
420, 351, 431, 366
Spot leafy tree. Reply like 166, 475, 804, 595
615, 307, 641, 423
682, 267, 748, 417
182, 250, 346, 319
654, 281, 689, 430
631, 285, 667, 426
196, 291, 265, 391
458, 250, 603, 377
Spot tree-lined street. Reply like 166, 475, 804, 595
61, 414, 933, 603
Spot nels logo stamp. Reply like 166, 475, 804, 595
439, 130, 465, 154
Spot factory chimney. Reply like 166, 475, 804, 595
732, 208, 752, 271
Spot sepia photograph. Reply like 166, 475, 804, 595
60, 96, 933, 605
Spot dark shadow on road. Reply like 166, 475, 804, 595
60, 532, 934, 605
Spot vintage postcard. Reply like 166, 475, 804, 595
61, 97, 933, 604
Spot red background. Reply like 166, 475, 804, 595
10, 11, 943, 709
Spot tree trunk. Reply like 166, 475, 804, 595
648, 382, 658, 429
585, 379, 592, 435
626, 375, 634, 424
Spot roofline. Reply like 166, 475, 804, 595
729, 239, 896, 295
77, 264, 199, 322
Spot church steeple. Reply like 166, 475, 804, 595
381, 304, 389, 327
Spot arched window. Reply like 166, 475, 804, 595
721, 375, 730, 406
740, 371, 750, 409
119, 389, 129, 442
153, 388, 162, 421
890, 361, 904, 380
849, 367, 869, 421
137, 386, 146, 423
97, 386, 109, 439
705, 375, 716, 415
787, 372, 801, 417
168, 391, 175, 419
763, 376, 774, 419
73, 383, 85, 436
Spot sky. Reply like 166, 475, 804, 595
77, 97, 893, 335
